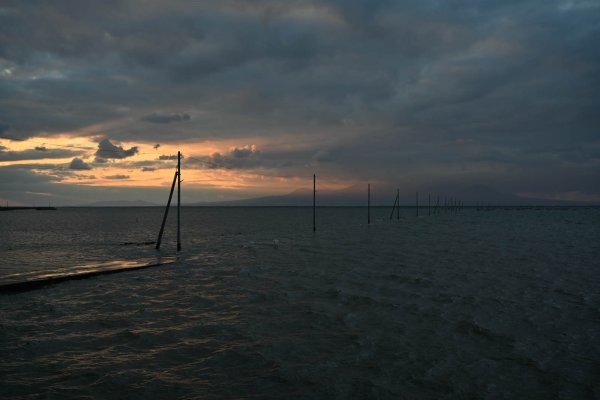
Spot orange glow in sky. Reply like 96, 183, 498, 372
0, 134, 353, 197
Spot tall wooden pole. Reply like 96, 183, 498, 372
156, 171, 178, 250
397, 188, 400, 220
368, 183, 371, 224
177, 151, 181, 251
313, 174, 316, 232
416, 191, 419, 217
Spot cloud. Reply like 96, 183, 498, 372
0, 147, 83, 162
142, 167, 156, 172
159, 154, 178, 160
142, 113, 191, 124
94, 157, 109, 164
231, 145, 259, 158
69, 157, 92, 170
104, 174, 130, 180
0, 0, 598, 200
312, 147, 341, 162
199, 145, 263, 170
94, 139, 138, 160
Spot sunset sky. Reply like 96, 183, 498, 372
1, 1, 599, 205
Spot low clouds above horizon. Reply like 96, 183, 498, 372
0, 0, 599, 203
0, 146, 83, 162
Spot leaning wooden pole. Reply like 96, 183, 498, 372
313, 174, 316, 232
156, 171, 178, 250
390, 189, 399, 220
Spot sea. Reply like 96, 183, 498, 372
1, 206, 599, 399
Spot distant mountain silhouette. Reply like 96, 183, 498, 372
81, 200, 158, 207
190, 184, 596, 206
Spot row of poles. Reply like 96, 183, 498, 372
312, 175, 464, 231
156, 165, 467, 247
390, 191, 464, 220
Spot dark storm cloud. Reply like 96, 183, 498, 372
94, 139, 138, 160
69, 157, 92, 170
0, 0, 598, 199
142, 113, 191, 124
185, 144, 311, 171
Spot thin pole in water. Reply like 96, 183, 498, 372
428, 193, 431, 216
368, 183, 371, 225
177, 151, 181, 251
397, 189, 400, 220
156, 171, 178, 250
416, 191, 419, 217
313, 174, 316, 232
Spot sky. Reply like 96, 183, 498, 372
1, 0, 599, 205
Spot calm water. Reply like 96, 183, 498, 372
1, 207, 599, 399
